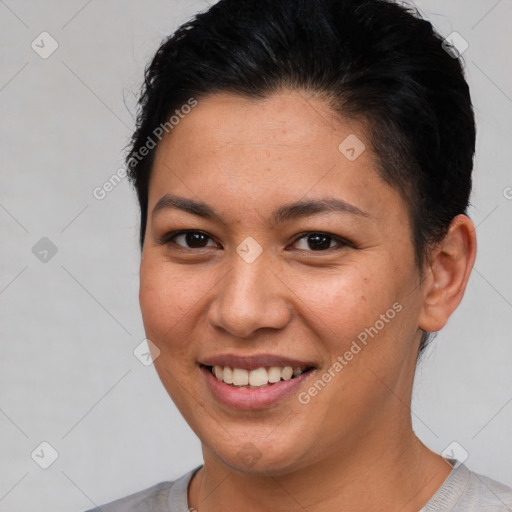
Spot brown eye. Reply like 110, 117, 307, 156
161, 230, 218, 249
292, 232, 347, 251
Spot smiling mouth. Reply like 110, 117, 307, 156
202, 364, 315, 389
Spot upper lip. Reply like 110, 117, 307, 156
200, 353, 317, 370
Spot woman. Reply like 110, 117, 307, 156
87, 0, 512, 510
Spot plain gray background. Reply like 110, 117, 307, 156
0, 1, 511, 510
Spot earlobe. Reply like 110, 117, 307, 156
418, 214, 477, 333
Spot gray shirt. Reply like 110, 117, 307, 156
85, 460, 512, 511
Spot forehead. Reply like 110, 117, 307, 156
163, 90, 350, 151
152, 90, 374, 184
148, 90, 408, 226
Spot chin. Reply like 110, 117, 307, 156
203, 434, 314, 476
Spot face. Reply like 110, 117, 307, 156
139, 90, 427, 474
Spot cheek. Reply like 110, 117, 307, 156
138, 258, 211, 354
138, 259, 210, 411
289, 263, 396, 344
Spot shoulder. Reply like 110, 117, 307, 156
423, 462, 512, 512
83, 481, 173, 512
83, 467, 200, 512
456, 467, 512, 511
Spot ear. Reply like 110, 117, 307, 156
418, 214, 477, 333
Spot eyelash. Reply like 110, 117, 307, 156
157, 230, 353, 252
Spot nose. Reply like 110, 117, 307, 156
208, 254, 292, 339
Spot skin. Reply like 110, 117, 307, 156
139, 90, 477, 511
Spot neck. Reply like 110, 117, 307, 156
188, 424, 452, 512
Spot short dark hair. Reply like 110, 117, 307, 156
126, 0, 476, 355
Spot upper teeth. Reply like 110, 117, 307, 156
212, 365, 306, 387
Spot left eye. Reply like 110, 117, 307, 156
291, 232, 346, 251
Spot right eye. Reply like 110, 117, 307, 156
158, 230, 220, 249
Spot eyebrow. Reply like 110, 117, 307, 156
151, 193, 369, 224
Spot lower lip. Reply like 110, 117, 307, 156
201, 365, 313, 410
